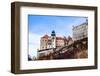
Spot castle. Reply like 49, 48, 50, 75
40, 30, 73, 50
36, 20, 88, 60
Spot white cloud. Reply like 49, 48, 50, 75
29, 33, 41, 58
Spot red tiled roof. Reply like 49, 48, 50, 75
42, 34, 49, 39
56, 37, 64, 40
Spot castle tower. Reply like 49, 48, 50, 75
51, 30, 56, 48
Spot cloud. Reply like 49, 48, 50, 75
29, 32, 41, 58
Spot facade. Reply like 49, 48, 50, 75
40, 30, 56, 50
72, 20, 88, 41
56, 37, 65, 47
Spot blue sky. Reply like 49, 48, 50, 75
28, 15, 87, 59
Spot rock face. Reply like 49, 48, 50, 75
37, 38, 88, 60
74, 50, 88, 58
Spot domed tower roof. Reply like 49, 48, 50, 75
51, 30, 56, 36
